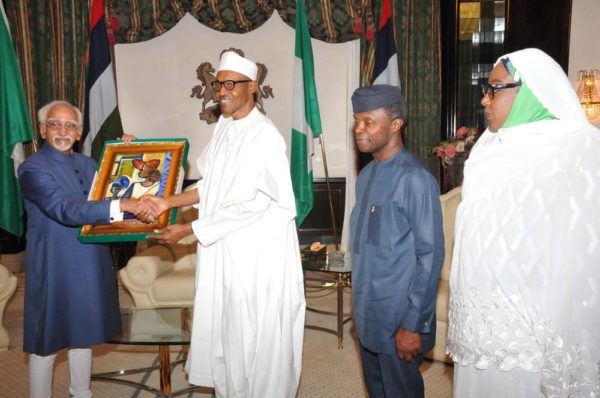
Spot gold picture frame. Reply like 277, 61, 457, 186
78, 138, 189, 243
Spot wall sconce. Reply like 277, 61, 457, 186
577, 69, 600, 121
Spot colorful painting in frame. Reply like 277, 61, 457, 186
78, 138, 189, 243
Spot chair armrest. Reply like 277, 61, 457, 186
119, 245, 177, 288
0, 265, 17, 302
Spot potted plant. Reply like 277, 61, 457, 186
432, 126, 481, 192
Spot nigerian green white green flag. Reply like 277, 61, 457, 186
0, 4, 34, 237
290, 0, 322, 227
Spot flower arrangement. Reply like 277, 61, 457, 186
432, 126, 481, 167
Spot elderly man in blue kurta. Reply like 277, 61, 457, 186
350, 85, 444, 398
18, 100, 141, 398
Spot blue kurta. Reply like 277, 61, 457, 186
18, 143, 121, 356
350, 149, 444, 354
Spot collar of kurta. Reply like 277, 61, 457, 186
369, 147, 407, 166
41, 142, 74, 164
225, 106, 260, 130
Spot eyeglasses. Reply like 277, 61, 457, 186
43, 120, 80, 132
211, 79, 251, 91
481, 82, 522, 99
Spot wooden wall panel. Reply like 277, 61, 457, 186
505, 0, 572, 72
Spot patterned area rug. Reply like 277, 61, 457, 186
0, 273, 453, 397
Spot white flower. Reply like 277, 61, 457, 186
456, 141, 465, 152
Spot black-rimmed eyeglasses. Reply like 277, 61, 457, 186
211, 79, 251, 91
481, 82, 522, 99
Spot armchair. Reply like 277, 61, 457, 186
426, 186, 462, 363
119, 203, 198, 308
0, 263, 17, 350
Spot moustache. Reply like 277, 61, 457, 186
52, 136, 73, 144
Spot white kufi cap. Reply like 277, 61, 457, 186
217, 51, 258, 80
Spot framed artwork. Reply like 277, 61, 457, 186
78, 138, 189, 243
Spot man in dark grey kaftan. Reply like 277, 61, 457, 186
350, 85, 444, 398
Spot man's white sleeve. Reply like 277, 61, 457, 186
109, 199, 124, 223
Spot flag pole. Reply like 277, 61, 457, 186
317, 134, 339, 251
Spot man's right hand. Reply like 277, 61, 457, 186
137, 195, 169, 220
120, 198, 156, 223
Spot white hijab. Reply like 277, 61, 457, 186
449, 48, 600, 396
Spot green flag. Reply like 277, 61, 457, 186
290, 0, 323, 227
0, 5, 34, 237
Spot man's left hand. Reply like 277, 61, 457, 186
148, 223, 193, 244
395, 328, 422, 362
120, 134, 137, 144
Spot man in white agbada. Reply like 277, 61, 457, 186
142, 51, 306, 397
446, 48, 600, 397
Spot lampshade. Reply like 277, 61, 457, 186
576, 69, 600, 121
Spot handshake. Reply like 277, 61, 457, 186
120, 195, 194, 244
121, 195, 169, 224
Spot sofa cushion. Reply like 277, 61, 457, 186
436, 278, 449, 323
153, 268, 196, 302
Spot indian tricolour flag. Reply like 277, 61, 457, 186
0, 3, 34, 237
290, 0, 322, 227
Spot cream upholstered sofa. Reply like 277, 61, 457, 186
426, 186, 462, 364
0, 263, 17, 350
119, 203, 198, 308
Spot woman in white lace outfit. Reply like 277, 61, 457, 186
447, 48, 600, 397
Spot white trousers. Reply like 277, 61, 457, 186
29, 348, 93, 398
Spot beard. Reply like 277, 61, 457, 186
52, 136, 74, 152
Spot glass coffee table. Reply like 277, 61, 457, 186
91, 306, 201, 397
302, 251, 352, 349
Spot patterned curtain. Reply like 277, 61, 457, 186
4, 0, 91, 148
5, 0, 439, 161
397, 0, 441, 162
106, 0, 357, 44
